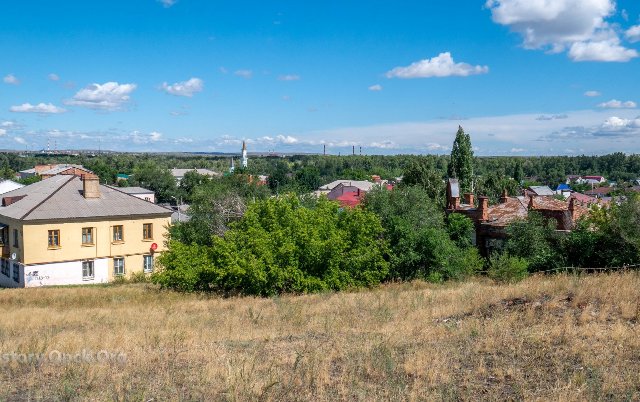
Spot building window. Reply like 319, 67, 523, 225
1, 259, 8, 276
82, 260, 94, 280
143, 223, 153, 240
82, 227, 94, 245
12, 262, 19, 282
48, 230, 61, 248
0, 227, 7, 246
13, 229, 19, 248
114, 257, 125, 276
113, 225, 124, 242
143, 255, 154, 273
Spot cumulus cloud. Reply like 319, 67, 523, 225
10, 102, 67, 114
234, 70, 253, 79
158, 0, 176, 7
48, 73, 59, 81
597, 99, 637, 109
584, 90, 601, 97
386, 52, 489, 78
129, 131, 163, 144
3, 74, 19, 85
0, 129, 6, 136
511, 148, 525, 153
14, 137, 27, 145
368, 84, 383, 91
569, 39, 638, 62
278, 74, 300, 81
486, 0, 638, 62
626, 25, 640, 43
161, 77, 204, 97
65, 82, 136, 110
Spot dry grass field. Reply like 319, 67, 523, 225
1, 272, 640, 401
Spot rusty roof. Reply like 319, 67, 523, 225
481, 196, 589, 227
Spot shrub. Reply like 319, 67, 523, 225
154, 195, 389, 296
488, 253, 529, 283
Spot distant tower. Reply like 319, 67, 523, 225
241, 141, 248, 168
229, 157, 235, 173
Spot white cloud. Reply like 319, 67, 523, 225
511, 148, 525, 153
158, 0, 176, 7
584, 90, 601, 97
234, 70, 253, 79
386, 52, 489, 79
597, 99, 637, 109
601, 116, 640, 130
14, 137, 26, 145
278, 74, 300, 81
9, 102, 67, 114
129, 131, 163, 144
65, 82, 136, 110
48, 73, 59, 81
486, 0, 638, 62
161, 77, 204, 97
368, 84, 383, 91
569, 39, 638, 62
1, 121, 15, 127
626, 25, 640, 43
0, 129, 6, 136
3, 74, 19, 85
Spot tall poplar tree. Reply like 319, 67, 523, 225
448, 125, 474, 194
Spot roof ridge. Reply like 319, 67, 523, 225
19, 175, 76, 220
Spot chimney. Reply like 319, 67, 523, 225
500, 188, 509, 204
568, 197, 578, 222
464, 193, 474, 206
82, 174, 101, 199
528, 195, 535, 210
451, 196, 460, 210
478, 196, 489, 221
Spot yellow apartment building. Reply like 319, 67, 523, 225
0, 174, 172, 287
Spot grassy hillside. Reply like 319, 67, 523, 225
1, 273, 639, 401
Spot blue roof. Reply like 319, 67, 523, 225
556, 183, 571, 191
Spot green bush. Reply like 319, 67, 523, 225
488, 253, 529, 283
153, 195, 389, 296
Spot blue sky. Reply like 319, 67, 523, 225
1, 0, 639, 155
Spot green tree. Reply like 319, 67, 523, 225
363, 186, 481, 281
155, 195, 389, 296
130, 160, 177, 203
505, 212, 564, 272
513, 159, 524, 183
401, 160, 444, 200
448, 126, 475, 194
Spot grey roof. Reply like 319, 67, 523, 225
318, 180, 378, 192
0, 176, 172, 222
171, 168, 219, 178
528, 185, 555, 196
41, 164, 91, 175
0, 180, 24, 195
19, 168, 36, 174
106, 186, 154, 195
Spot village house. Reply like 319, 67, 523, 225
446, 179, 589, 256
0, 174, 172, 288
317, 178, 392, 208
17, 164, 93, 180
170, 168, 220, 183
106, 185, 156, 203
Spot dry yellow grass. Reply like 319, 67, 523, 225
1, 272, 640, 401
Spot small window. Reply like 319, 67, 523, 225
12, 262, 19, 282
82, 227, 94, 245
114, 257, 125, 276
0, 227, 7, 246
143, 255, 154, 273
13, 229, 19, 248
48, 230, 61, 248
143, 223, 153, 240
82, 260, 94, 280
113, 225, 124, 242
1, 259, 8, 276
